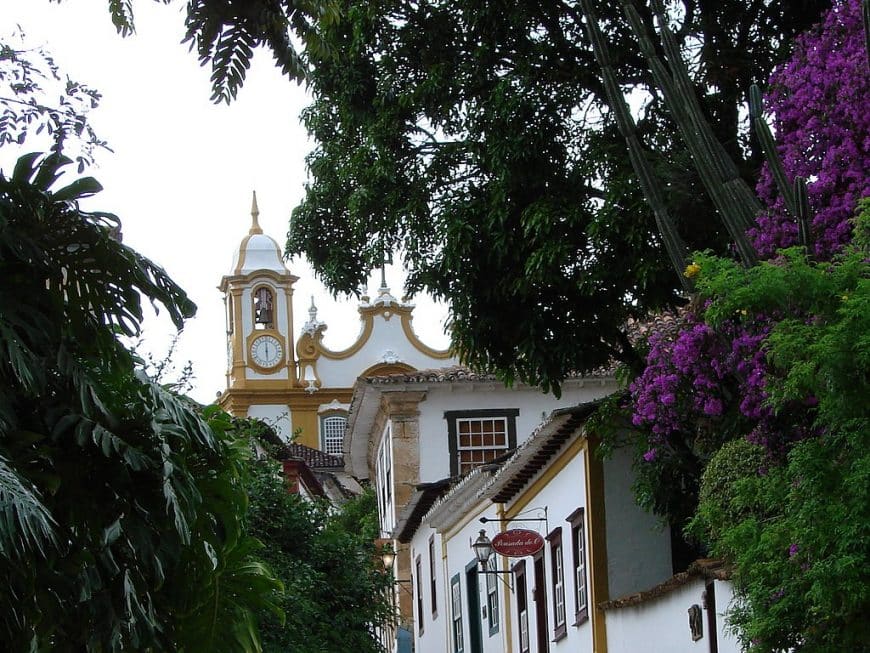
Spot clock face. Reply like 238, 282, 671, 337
249, 335, 283, 369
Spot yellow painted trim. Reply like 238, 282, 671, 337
293, 409, 319, 449
220, 269, 299, 290
496, 503, 514, 653
234, 233, 253, 274
230, 289, 245, 370
504, 435, 588, 519
400, 312, 453, 359
232, 234, 285, 275
360, 362, 416, 378
584, 435, 609, 653
316, 313, 374, 360
282, 284, 298, 381
440, 533, 451, 646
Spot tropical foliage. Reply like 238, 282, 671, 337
0, 31, 108, 170
686, 229, 870, 651
0, 149, 281, 652
242, 422, 392, 653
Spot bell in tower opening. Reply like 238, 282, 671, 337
254, 286, 274, 329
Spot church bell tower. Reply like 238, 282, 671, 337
218, 193, 299, 434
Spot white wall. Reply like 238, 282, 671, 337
440, 503, 508, 653
605, 577, 740, 653
503, 446, 595, 653
418, 380, 616, 483
410, 523, 449, 653
246, 404, 291, 440
603, 445, 672, 599
714, 580, 742, 653
315, 314, 457, 387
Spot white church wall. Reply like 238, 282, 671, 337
245, 404, 292, 441
314, 314, 456, 388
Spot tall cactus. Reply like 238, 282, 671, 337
578, 0, 692, 293
750, 84, 812, 250
794, 176, 812, 249
620, 0, 759, 267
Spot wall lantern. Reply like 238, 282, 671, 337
382, 548, 397, 572
472, 530, 494, 566
380, 545, 412, 595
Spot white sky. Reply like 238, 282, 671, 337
3, 0, 449, 404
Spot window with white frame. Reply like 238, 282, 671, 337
486, 557, 499, 635
567, 507, 589, 624
514, 561, 530, 653
451, 574, 464, 653
444, 409, 519, 476
375, 425, 394, 535
429, 535, 438, 618
416, 555, 424, 636
548, 527, 567, 640
319, 413, 346, 455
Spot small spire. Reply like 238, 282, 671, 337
380, 263, 388, 292
249, 191, 263, 235
302, 295, 325, 336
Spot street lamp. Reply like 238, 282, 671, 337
472, 530, 494, 567
381, 546, 412, 595
471, 529, 513, 591
382, 548, 396, 572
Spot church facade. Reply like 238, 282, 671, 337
217, 193, 455, 452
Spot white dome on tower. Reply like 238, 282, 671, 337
229, 191, 289, 275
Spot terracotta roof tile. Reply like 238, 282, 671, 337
361, 364, 616, 386
280, 443, 344, 469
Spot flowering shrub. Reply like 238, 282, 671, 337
632, 0, 868, 475
627, 2, 870, 647
749, 0, 870, 260
629, 313, 771, 458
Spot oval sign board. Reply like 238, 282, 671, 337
492, 529, 544, 558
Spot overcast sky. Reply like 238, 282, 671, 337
3, 0, 449, 403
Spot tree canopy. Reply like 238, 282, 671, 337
242, 424, 393, 653
280, 0, 828, 390
63, 0, 830, 391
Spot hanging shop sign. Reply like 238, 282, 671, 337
491, 529, 544, 557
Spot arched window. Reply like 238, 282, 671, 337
253, 286, 274, 329
320, 414, 347, 455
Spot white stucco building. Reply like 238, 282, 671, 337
344, 368, 619, 651
361, 391, 739, 653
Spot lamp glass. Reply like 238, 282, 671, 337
382, 549, 396, 571
472, 529, 493, 565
